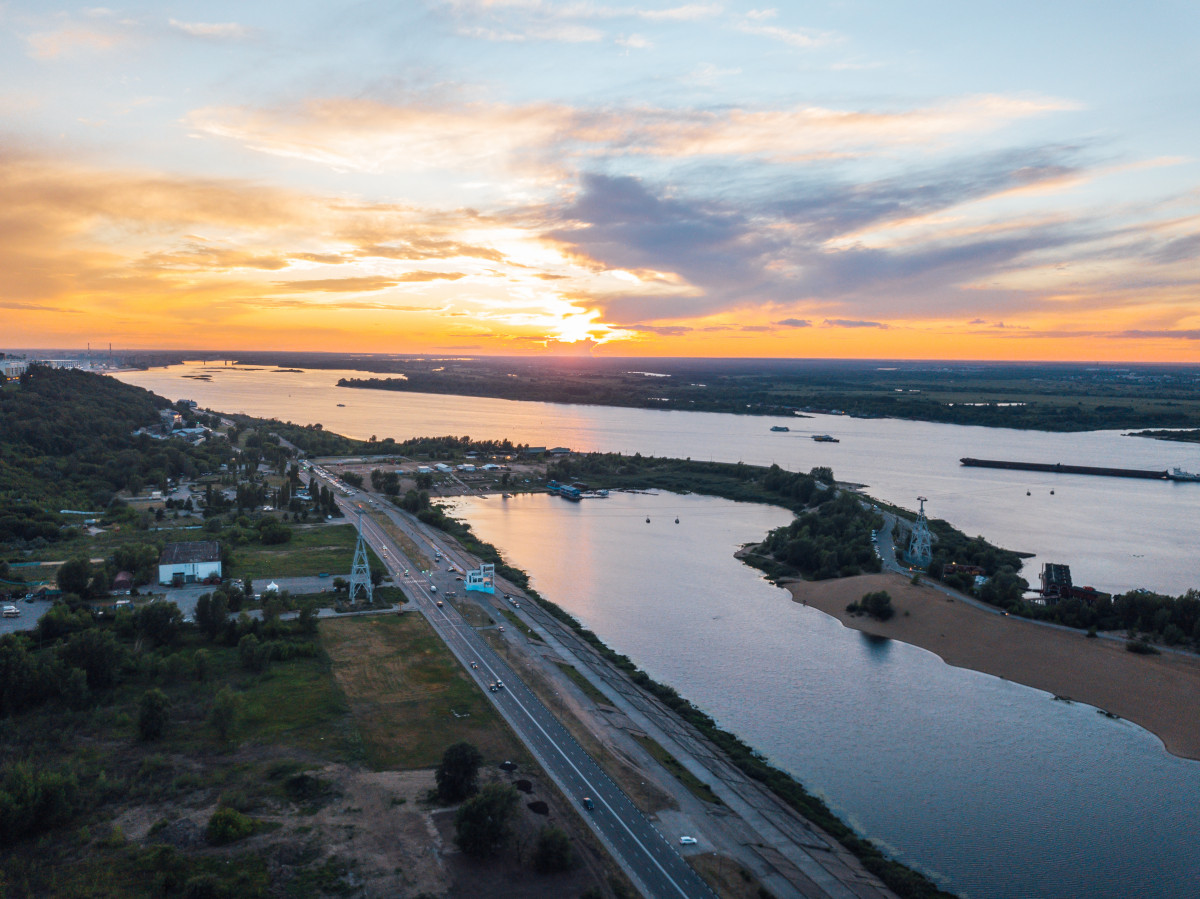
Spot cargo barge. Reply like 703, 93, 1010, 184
960, 457, 1183, 480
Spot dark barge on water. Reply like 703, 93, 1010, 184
960, 457, 1200, 481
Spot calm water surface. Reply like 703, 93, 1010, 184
119, 361, 1200, 594
451, 491, 1200, 899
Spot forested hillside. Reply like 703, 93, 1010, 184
0, 368, 231, 543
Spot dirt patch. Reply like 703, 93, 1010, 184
789, 571, 1200, 760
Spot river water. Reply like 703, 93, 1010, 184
119, 361, 1200, 595
451, 491, 1200, 899
116, 362, 1200, 897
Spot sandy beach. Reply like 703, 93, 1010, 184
784, 572, 1200, 761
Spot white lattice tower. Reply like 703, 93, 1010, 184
348, 510, 374, 604
906, 496, 932, 569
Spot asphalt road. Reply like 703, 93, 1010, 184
335, 493, 714, 899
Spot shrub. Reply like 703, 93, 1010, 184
860, 591, 895, 621
1126, 639, 1160, 655
205, 806, 256, 845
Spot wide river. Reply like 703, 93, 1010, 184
119, 361, 1200, 595
450, 491, 1200, 899
117, 362, 1200, 897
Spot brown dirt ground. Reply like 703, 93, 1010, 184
787, 571, 1200, 760
114, 758, 446, 897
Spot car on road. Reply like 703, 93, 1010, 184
436, 601, 443, 607
679, 836, 698, 845
488, 682, 498, 692
495, 680, 504, 690
582, 797, 595, 811
497, 626, 504, 632
470, 662, 478, 669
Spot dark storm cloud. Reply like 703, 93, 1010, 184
768, 147, 1082, 241
542, 150, 1100, 326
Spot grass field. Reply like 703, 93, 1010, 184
232, 523, 383, 580
320, 614, 524, 770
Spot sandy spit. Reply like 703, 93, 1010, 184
784, 572, 1200, 762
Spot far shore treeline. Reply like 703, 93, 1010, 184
319, 355, 1200, 432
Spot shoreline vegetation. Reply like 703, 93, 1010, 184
1129, 428, 1200, 443
284, 354, 1200, 432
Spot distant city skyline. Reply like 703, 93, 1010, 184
3, 1, 1198, 360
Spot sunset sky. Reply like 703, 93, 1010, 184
3, 1, 1199, 360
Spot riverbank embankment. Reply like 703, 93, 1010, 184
785, 572, 1200, 761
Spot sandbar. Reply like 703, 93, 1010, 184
783, 572, 1200, 762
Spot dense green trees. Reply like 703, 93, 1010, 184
0, 368, 235, 545
435, 741, 483, 803
763, 491, 882, 580
0, 761, 80, 842
453, 783, 520, 857
56, 558, 93, 597
135, 602, 183, 647
195, 592, 230, 641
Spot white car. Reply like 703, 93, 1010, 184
679, 836, 698, 845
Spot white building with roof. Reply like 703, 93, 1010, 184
158, 541, 222, 585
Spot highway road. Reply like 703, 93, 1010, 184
320, 484, 714, 899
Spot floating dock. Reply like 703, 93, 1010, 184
960, 457, 1170, 480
